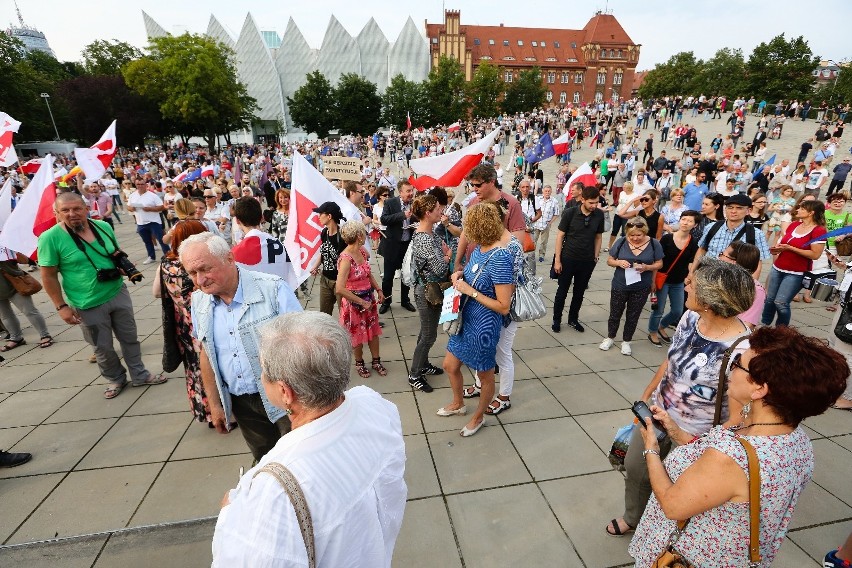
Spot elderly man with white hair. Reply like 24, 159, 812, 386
212, 311, 407, 567
180, 233, 301, 461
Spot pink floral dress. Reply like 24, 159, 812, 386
629, 426, 813, 567
337, 247, 382, 347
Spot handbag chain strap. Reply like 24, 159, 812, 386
253, 462, 316, 568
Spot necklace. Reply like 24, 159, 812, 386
731, 421, 785, 431
687, 318, 739, 351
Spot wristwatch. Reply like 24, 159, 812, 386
643, 449, 660, 458
472, 292, 479, 299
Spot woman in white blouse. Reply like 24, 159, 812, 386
212, 312, 407, 567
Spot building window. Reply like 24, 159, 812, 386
597, 71, 606, 85
561, 71, 569, 84
566, 58, 578, 62
574, 72, 584, 83
573, 91, 581, 104
480, 56, 492, 60
473, 38, 480, 45
546, 57, 557, 62
571, 42, 577, 48
541, 41, 546, 47
524, 57, 536, 61
503, 40, 509, 46
559, 91, 567, 103
518, 40, 523, 46
531, 41, 537, 47
595, 91, 603, 102
505, 71, 513, 83
547, 71, 556, 83
546, 91, 553, 102
617, 49, 623, 58
503, 56, 515, 61
489, 39, 495, 45
431, 37, 438, 44
554, 41, 560, 48
613, 72, 623, 85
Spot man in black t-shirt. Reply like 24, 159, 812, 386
552, 185, 606, 332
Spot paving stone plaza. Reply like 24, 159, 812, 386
0, 116, 850, 566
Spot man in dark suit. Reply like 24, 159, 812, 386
751, 128, 767, 156
262, 171, 282, 209
378, 180, 416, 314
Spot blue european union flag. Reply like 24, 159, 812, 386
764, 154, 776, 167
184, 169, 201, 182
524, 132, 555, 164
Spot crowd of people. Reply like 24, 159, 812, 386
0, 95, 851, 566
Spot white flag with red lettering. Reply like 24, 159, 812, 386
284, 152, 364, 284
233, 228, 299, 290
0, 112, 21, 168
0, 154, 57, 258
74, 120, 117, 182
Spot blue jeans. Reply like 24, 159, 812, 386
136, 222, 169, 259
648, 282, 685, 332
761, 267, 803, 326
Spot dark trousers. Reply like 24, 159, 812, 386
827, 179, 847, 196
607, 288, 650, 341
552, 258, 596, 324
381, 240, 411, 304
136, 222, 169, 259
231, 393, 292, 462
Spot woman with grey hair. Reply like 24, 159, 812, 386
605, 258, 754, 538
212, 311, 407, 567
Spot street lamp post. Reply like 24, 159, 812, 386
40, 93, 60, 141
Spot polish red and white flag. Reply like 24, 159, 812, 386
406, 111, 412, 130
562, 162, 598, 196
200, 164, 216, 178
74, 120, 117, 182
447, 121, 461, 133
552, 132, 571, 155
0, 154, 57, 259
19, 158, 43, 175
407, 128, 500, 191
0, 112, 21, 168
284, 152, 365, 285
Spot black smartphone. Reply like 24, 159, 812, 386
631, 401, 667, 442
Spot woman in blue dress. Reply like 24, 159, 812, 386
437, 203, 515, 437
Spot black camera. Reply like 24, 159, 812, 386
96, 268, 122, 282
110, 251, 144, 284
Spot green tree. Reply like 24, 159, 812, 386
501, 67, 547, 114
123, 33, 257, 151
468, 62, 503, 119
831, 68, 852, 106
424, 55, 469, 125
334, 73, 381, 136
82, 40, 143, 75
745, 34, 819, 103
286, 70, 337, 138
381, 73, 428, 130
637, 52, 702, 99
693, 48, 747, 98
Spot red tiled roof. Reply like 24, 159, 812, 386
582, 13, 634, 45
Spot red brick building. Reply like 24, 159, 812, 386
425, 10, 641, 105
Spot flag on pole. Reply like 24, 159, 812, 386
407, 128, 501, 191
234, 156, 242, 184
447, 122, 461, 133
284, 152, 365, 285
19, 158, 43, 175
0, 154, 57, 258
74, 120, 117, 182
406, 111, 412, 130
183, 168, 202, 183
764, 154, 776, 167
0, 178, 12, 230
562, 162, 598, 196
552, 132, 570, 155
200, 164, 215, 178
524, 132, 555, 164
0, 112, 21, 168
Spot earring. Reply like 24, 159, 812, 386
740, 401, 751, 419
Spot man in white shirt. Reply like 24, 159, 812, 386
631, 169, 653, 194
533, 185, 561, 262
211, 312, 406, 567
203, 189, 232, 244
126, 179, 169, 264
805, 161, 829, 198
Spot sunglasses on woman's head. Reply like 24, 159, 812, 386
625, 221, 644, 228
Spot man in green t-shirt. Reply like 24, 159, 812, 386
39, 193, 167, 399
825, 192, 851, 252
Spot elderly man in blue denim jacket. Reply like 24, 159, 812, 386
181, 233, 302, 461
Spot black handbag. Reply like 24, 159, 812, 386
160, 269, 183, 373
834, 287, 852, 344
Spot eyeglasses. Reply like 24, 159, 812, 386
468, 181, 485, 188
204, 195, 217, 199
639, 197, 652, 203
625, 221, 645, 228
730, 352, 750, 373
718, 251, 736, 261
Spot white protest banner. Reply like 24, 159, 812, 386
323, 156, 361, 181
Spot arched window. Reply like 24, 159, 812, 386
546, 91, 553, 102
559, 91, 567, 103
573, 91, 581, 104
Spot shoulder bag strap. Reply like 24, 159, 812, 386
660, 235, 692, 279
736, 438, 763, 566
254, 462, 316, 568
714, 335, 751, 426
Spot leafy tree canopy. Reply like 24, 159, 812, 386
82, 39, 143, 76
334, 73, 381, 136
286, 70, 337, 139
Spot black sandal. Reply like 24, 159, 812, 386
0, 338, 26, 352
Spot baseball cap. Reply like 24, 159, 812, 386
725, 194, 752, 207
313, 201, 343, 221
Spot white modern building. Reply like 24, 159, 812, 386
142, 11, 430, 140
6, 2, 55, 58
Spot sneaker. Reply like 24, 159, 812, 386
422, 362, 444, 376
0, 450, 32, 468
408, 375, 434, 393
142, 257, 156, 265
566, 320, 585, 333
621, 341, 632, 355
599, 338, 614, 351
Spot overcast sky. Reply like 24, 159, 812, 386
5, 0, 850, 69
